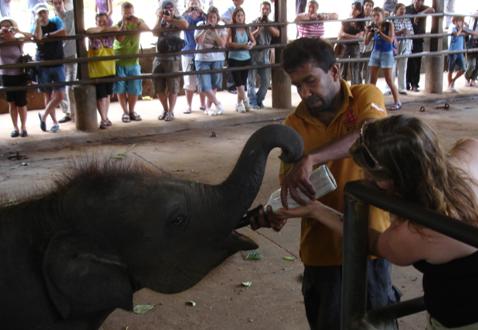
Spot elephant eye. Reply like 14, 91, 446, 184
170, 214, 188, 228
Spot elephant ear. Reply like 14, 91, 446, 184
42, 231, 134, 320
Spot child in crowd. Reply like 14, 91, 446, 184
95, 0, 113, 25
365, 6, 400, 110
227, 7, 255, 113
393, 3, 413, 95
447, 16, 466, 92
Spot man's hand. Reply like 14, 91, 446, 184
280, 155, 315, 208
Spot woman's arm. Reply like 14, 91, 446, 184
378, 21, 394, 43
107, 0, 113, 17
227, 28, 247, 49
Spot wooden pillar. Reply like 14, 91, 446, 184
271, 0, 291, 109
73, 0, 98, 131
425, 0, 444, 94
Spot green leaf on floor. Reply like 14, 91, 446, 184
133, 304, 155, 314
282, 256, 296, 262
244, 250, 262, 261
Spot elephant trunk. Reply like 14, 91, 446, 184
216, 124, 303, 226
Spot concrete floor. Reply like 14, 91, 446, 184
1, 78, 478, 329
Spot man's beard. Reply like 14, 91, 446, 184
305, 94, 334, 116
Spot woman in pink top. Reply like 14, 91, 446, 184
95, 0, 113, 25
295, 0, 337, 38
0, 18, 32, 138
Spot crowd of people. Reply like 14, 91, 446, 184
0, 0, 477, 136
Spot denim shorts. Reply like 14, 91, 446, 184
448, 54, 466, 72
37, 65, 66, 93
196, 60, 224, 92
369, 50, 395, 69
113, 64, 142, 96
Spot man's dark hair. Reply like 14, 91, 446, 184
282, 38, 336, 73
261, 1, 271, 9
122, 1, 133, 9
96, 12, 108, 20
363, 0, 374, 7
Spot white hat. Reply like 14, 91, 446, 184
32, 3, 49, 14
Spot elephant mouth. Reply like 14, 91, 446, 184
223, 230, 259, 252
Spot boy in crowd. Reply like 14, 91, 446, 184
447, 16, 466, 92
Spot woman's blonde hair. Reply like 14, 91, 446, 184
350, 115, 478, 226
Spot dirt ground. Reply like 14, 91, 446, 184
1, 96, 477, 330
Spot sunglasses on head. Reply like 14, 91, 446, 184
354, 123, 384, 171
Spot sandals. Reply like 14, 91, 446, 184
388, 103, 402, 111
129, 112, 142, 121
122, 113, 130, 123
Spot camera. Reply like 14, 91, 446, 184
162, 9, 171, 16
260, 15, 268, 23
369, 22, 378, 32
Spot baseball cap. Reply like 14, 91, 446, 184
32, 3, 49, 14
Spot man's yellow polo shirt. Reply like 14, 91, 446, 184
280, 80, 390, 266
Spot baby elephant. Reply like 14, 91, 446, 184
0, 124, 303, 330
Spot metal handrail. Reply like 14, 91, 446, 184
341, 181, 478, 330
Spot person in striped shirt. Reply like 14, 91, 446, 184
295, 0, 337, 39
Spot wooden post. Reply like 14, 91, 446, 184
425, 0, 444, 93
72, 0, 98, 131
271, 0, 291, 109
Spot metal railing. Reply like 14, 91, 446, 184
342, 181, 478, 330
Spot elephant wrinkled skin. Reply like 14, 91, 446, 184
0, 124, 303, 330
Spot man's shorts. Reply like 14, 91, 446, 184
448, 54, 466, 72
113, 64, 142, 96
37, 65, 66, 93
196, 60, 224, 92
152, 56, 181, 95
1, 74, 28, 107
181, 55, 199, 92
95, 76, 114, 100
369, 50, 395, 69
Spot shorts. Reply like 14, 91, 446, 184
448, 54, 466, 72
113, 64, 142, 96
228, 58, 251, 87
95, 77, 114, 100
181, 55, 198, 91
152, 56, 181, 95
369, 50, 395, 69
1, 75, 28, 107
37, 65, 66, 93
196, 60, 224, 92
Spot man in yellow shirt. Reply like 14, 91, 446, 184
273, 38, 398, 330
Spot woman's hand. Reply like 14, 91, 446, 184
276, 200, 325, 220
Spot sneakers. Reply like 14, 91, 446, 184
20, 130, 28, 137
243, 99, 251, 111
38, 113, 46, 132
235, 103, 246, 113
184, 107, 192, 114
10, 130, 19, 138
215, 103, 224, 115
58, 115, 71, 123
398, 90, 408, 95
50, 124, 60, 133
206, 107, 218, 116
122, 113, 131, 123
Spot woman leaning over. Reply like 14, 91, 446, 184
0, 17, 32, 138
227, 7, 255, 113
86, 13, 119, 129
277, 115, 478, 330
365, 7, 401, 110
194, 6, 227, 116
392, 3, 413, 95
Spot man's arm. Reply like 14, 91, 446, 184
280, 130, 360, 207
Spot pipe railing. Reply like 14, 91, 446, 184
2, 9, 478, 93
341, 181, 478, 330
